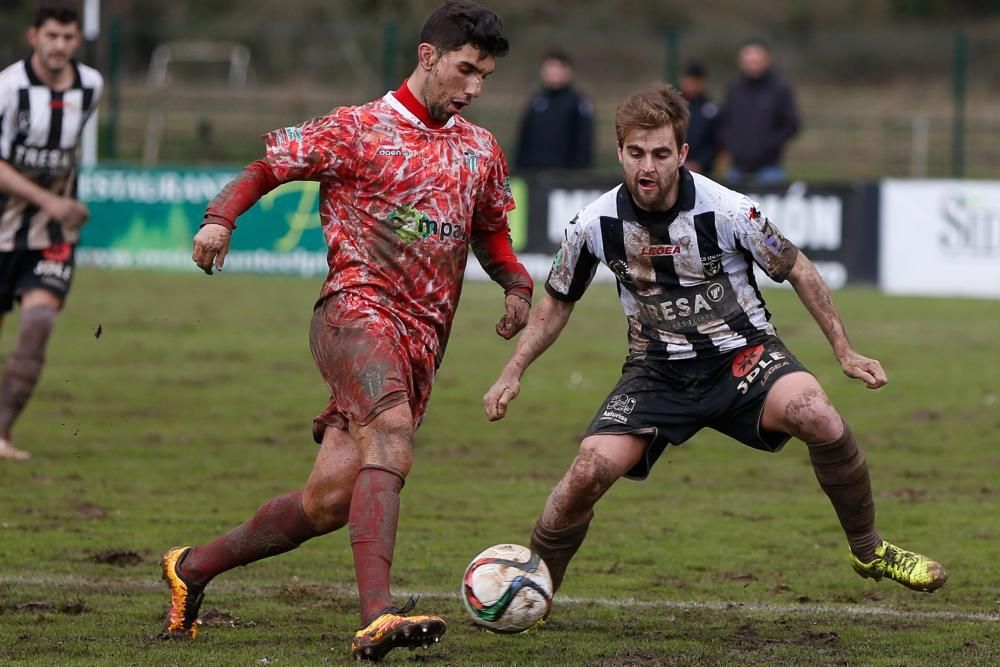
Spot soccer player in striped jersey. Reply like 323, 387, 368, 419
485, 84, 946, 599
159, 2, 532, 661
0, 1, 102, 461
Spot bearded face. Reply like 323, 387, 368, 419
618, 125, 689, 212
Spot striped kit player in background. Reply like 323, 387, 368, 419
0, 0, 103, 461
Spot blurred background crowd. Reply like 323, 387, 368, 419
2, 0, 998, 181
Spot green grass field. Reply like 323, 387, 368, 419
1, 268, 998, 666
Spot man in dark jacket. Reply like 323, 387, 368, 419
515, 51, 594, 170
679, 61, 719, 176
719, 39, 799, 183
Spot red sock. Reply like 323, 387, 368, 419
180, 490, 319, 585
350, 466, 405, 625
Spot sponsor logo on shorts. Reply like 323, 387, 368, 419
734, 348, 790, 395
34, 260, 72, 282
600, 393, 636, 424
42, 243, 72, 263
359, 363, 385, 399
731, 345, 764, 378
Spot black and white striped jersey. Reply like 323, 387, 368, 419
0, 58, 103, 251
546, 167, 799, 360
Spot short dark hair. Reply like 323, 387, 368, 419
615, 84, 690, 150
683, 61, 707, 78
32, 0, 80, 28
419, 1, 510, 58
543, 50, 573, 67
740, 37, 771, 52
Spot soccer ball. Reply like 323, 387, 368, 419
461, 543, 553, 633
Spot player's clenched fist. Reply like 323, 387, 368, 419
192, 224, 233, 275
483, 374, 521, 421
839, 350, 888, 389
496, 294, 530, 339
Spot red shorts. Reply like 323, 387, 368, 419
309, 292, 437, 443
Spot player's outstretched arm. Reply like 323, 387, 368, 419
484, 293, 574, 421
786, 251, 887, 389
193, 159, 280, 274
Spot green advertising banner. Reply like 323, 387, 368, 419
77, 166, 529, 277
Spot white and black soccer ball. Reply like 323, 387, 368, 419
461, 543, 553, 633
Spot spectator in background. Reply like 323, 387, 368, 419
719, 38, 799, 183
679, 61, 719, 176
515, 51, 593, 170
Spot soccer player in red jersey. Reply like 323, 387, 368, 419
159, 2, 531, 661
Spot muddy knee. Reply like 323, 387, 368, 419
782, 388, 843, 443
575, 447, 624, 496
548, 448, 621, 521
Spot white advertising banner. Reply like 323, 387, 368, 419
881, 180, 1000, 298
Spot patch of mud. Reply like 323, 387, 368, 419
200, 608, 257, 628
908, 408, 942, 422
90, 549, 144, 566
75, 502, 107, 518
2, 599, 88, 615
883, 488, 927, 504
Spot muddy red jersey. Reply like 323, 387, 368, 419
262, 90, 518, 362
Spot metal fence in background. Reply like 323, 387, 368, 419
2, 15, 998, 179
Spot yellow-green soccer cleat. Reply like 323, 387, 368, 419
849, 540, 948, 592
160, 546, 206, 639
351, 597, 446, 662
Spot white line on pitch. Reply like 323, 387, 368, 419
2, 575, 996, 624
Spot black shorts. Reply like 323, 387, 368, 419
584, 336, 811, 480
0, 243, 76, 314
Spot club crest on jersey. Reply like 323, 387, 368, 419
17, 110, 31, 132
702, 252, 723, 277
607, 258, 634, 285
463, 149, 479, 172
